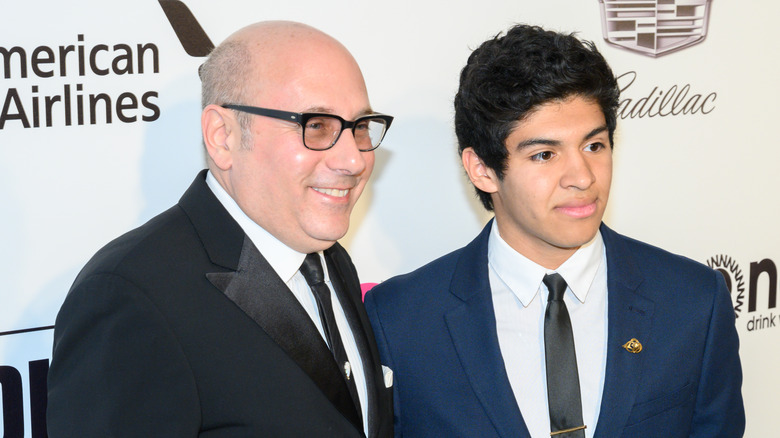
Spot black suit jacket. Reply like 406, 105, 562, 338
48, 170, 393, 437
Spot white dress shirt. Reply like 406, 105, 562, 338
206, 171, 368, 434
489, 221, 608, 438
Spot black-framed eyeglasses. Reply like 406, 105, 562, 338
222, 104, 394, 151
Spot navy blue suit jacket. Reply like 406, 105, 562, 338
365, 221, 744, 437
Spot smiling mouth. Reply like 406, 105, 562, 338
313, 187, 350, 198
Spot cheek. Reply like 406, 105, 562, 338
286, 151, 326, 184
290, 148, 310, 165
597, 160, 613, 188
520, 174, 555, 202
364, 153, 376, 176
501, 176, 539, 212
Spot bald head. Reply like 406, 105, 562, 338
227, 21, 352, 62
201, 21, 365, 108
200, 21, 369, 147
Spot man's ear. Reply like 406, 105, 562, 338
202, 104, 238, 170
461, 147, 499, 194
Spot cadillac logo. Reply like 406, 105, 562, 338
597, 0, 713, 57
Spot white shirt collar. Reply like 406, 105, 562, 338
205, 171, 311, 283
487, 220, 604, 306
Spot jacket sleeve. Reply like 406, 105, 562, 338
690, 271, 745, 437
47, 273, 201, 437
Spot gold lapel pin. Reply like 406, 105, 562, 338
623, 338, 642, 353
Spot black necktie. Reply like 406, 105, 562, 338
543, 273, 586, 437
299, 252, 362, 422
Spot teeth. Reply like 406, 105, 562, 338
314, 187, 349, 197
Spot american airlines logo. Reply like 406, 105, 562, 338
597, 0, 713, 57
0, 0, 212, 131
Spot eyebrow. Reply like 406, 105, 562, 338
514, 125, 609, 150
303, 106, 375, 118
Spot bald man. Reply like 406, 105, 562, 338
47, 21, 394, 437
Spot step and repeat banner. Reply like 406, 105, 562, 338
2, 0, 777, 436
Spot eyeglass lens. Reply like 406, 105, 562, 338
304, 116, 387, 151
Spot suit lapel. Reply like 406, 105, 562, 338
325, 246, 383, 437
205, 237, 362, 430
179, 171, 364, 431
178, 178, 364, 433
444, 221, 531, 438
178, 170, 244, 272
594, 225, 655, 438
179, 172, 345, 399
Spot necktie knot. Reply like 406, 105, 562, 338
544, 273, 567, 302
300, 252, 325, 286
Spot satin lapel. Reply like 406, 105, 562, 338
178, 170, 243, 271
445, 221, 531, 438
325, 245, 382, 437
593, 225, 655, 438
205, 236, 362, 430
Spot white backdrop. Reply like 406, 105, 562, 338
1, 1, 777, 436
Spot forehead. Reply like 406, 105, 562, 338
246, 35, 370, 115
509, 97, 607, 141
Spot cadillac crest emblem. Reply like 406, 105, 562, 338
597, 0, 713, 57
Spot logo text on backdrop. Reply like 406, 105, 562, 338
708, 255, 778, 333
0, 35, 161, 129
0, 1, 213, 131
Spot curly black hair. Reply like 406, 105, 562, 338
454, 24, 620, 211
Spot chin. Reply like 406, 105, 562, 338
306, 225, 350, 245
561, 230, 600, 248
